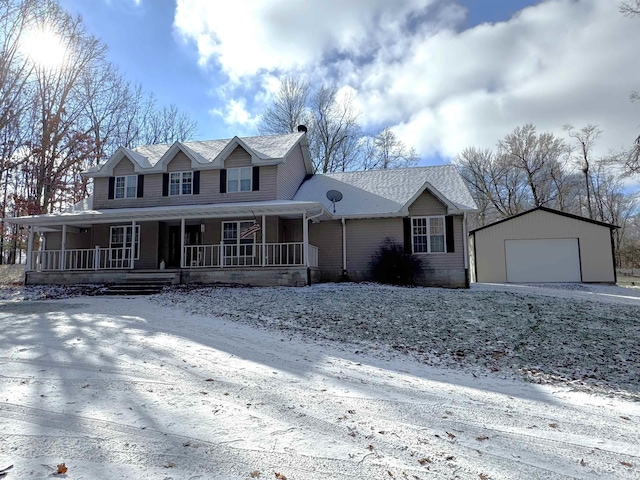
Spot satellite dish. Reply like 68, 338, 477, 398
326, 190, 343, 213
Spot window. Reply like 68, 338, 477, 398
227, 167, 252, 192
412, 216, 445, 253
109, 225, 140, 260
221, 220, 257, 265
114, 175, 137, 199
169, 171, 192, 195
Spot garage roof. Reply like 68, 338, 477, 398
469, 207, 619, 234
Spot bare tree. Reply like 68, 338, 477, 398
361, 128, 419, 170
258, 77, 310, 135
308, 85, 360, 173
564, 124, 602, 218
620, 0, 640, 16
498, 124, 570, 208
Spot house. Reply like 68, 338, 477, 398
469, 207, 618, 284
7, 130, 477, 287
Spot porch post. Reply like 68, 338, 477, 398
26, 226, 33, 272
130, 221, 136, 269
61, 224, 67, 270
180, 218, 185, 268
262, 214, 266, 267
302, 212, 308, 267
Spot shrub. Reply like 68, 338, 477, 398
370, 237, 425, 286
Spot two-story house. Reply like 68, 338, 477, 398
7, 130, 477, 287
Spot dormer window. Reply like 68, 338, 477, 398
170, 171, 192, 195
115, 175, 137, 199
227, 167, 252, 192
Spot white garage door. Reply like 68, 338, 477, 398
505, 238, 581, 283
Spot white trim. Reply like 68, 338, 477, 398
226, 167, 252, 193
411, 216, 446, 254
169, 171, 193, 196
261, 214, 266, 267
180, 218, 185, 268
61, 224, 67, 271
114, 175, 137, 199
109, 225, 140, 260
7, 201, 330, 226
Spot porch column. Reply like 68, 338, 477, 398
261, 214, 266, 267
130, 221, 137, 269
180, 218, 185, 268
61, 224, 67, 270
26, 226, 33, 272
302, 212, 308, 267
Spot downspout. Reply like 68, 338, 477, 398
341, 217, 347, 279
304, 210, 323, 285
610, 227, 617, 284
462, 211, 469, 288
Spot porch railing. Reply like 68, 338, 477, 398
30, 243, 319, 271
185, 242, 319, 268
31, 247, 135, 271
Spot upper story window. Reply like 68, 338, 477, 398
227, 167, 252, 192
412, 216, 445, 253
170, 171, 192, 195
115, 175, 137, 199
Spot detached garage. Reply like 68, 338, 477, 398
469, 207, 618, 284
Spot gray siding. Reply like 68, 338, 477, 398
472, 209, 615, 283
408, 188, 448, 216
113, 158, 135, 175
407, 189, 465, 270
309, 220, 343, 279
43, 230, 91, 250
345, 218, 404, 279
93, 148, 278, 209
416, 216, 465, 270
276, 144, 307, 199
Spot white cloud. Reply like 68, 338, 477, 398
174, 0, 640, 163
210, 98, 259, 132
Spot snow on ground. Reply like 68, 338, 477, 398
0, 283, 639, 479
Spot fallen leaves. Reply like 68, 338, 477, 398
250, 470, 261, 478
479, 473, 489, 480
418, 457, 432, 465
56, 463, 67, 474
620, 461, 633, 467
548, 423, 558, 429
274, 473, 287, 479
446, 431, 456, 439
476, 436, 489, 441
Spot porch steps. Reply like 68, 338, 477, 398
102, 273, 177, 296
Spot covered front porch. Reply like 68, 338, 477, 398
9, 200, 329, 286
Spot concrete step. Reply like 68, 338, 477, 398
102, 282, 167, 296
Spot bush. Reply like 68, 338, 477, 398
370, 237, 425, 286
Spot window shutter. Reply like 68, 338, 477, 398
136, 175, 144, 198
445, 215, 455, 253
252, 166, 260, 191
108, 177, 115, 199
220, 169, 227, 193
193, 171, 200, 195
162, 173, 169, 197
403, 218, 412, 254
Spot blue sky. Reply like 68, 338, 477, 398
57, 0, 640, 168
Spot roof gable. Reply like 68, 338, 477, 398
469, 206, 620, 234
84, 132, 310, 177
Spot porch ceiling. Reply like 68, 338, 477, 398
6, 200, 331, 228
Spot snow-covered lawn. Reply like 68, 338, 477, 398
0, 283, 639, 479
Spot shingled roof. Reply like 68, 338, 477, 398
84, 132, 308, 176
293, 165, 477, 217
